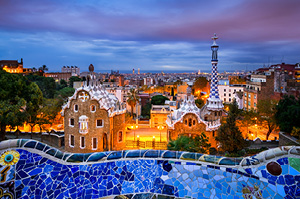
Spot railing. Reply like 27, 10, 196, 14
126, 140, 167, 149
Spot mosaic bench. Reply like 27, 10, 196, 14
0, 139, 300, 198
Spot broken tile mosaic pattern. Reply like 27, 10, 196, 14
0, 139, 300, 198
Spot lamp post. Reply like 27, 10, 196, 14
137, 135, 140, 148
131, 124, 138, 141
152, 136, 155, 149
157, 125, 164, 142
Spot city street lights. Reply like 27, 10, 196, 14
131, 124, 138, 141
157, 125, 164, 142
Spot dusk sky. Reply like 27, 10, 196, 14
0, 0, 299, 72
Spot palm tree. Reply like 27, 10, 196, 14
127, 88, 139, 118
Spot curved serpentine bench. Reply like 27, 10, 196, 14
0, 139, 299, 198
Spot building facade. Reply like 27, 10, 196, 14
61, 80, 126, 153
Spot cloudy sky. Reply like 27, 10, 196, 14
0, 0, 299, 72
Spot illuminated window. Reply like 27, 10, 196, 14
254, 95, 256, 99
80, 136, 85, 148
69, 118, 74, 127
96, 119, 103, 127
92, 138, 97, 150
70, 135, 74, 147
248, 94, 251, 98
79, 115, 88, 134
90, 105, 96, 112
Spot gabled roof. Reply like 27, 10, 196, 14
61, 81, 126, 117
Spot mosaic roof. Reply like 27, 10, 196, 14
61, 81, 126, 117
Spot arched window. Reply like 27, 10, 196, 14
193, 120, 196, 126
79, 115, 88, 134
90, 105, 96, 112
188, 119, 192, 127
74, 104, 78, 112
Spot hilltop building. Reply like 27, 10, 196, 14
0, 58, 32, 74
61, 66, 126, 153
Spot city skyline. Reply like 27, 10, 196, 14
0, 0, 299, 72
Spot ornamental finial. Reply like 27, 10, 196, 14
211, 33, 218, 46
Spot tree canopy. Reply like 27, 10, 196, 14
168, 133, 211, 153
151, 95, 169, 105
127, 88, 139, 118
275, 95, 300, 133
215, 100, 246, 153
0, 70, 43, 140
257, 99, 278, 140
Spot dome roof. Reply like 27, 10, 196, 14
89, 64, 94, 72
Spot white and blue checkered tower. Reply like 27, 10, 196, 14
206, 33, 224, 112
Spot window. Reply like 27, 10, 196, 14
92, 137, 97, 150
224, 98, 226, 102
188, 119, 192, 127
229, 89, 231, 92
244, 93, 247, 97
193, 120, 196, 126
224, 89, 226, 92
80, 136, 85, 148
74, 104, 78, 112
96, 119, 103, 127
118, 131, 123, 142
79, 115, 88, 134
248, 102, 250, 106
69, 118, 75, 127
70, 135, 75, 147
229, 98, 231, 102
244, 100, 246, 104
90, 105, 96, 112
254, 103, 256, 107
229, 94, 231, 97
224, 93, 226, 96
212, 131, 215, 137
254, 95, 256, 99
234, 89, 236, 92
248, 94, 251, 98
185, 120, 187, 125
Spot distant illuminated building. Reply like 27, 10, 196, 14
138, 68, 140, 74
0, 58, 32, 74
133, 68, 135, 74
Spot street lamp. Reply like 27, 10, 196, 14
157, 125, 164, 142
131, 124, 138, 141
152, 136, 155, 149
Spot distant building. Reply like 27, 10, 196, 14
0, 58, 32, 74
218, 84, 244, 103
150, 105, 171, 128
44, 72, 72, 82
62, 66, 80, 76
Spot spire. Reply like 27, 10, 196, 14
206, 33, 223, 111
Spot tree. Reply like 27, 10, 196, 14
257, 99, 278, 140
240, 109, 258, 134
69, 76, 82, 87
38, 65, 48, 76
151, 95, 169, 105
192, 77, 209, 96
215, 100, 246, 153
195, 99, 205, 109
27, 74, 56, 98
0, 70, 43, 140
25, 82, 44, 138
127, 88, 139, 118
168, 133, 211, 153
275, 95, 300, 133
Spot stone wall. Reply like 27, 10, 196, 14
279, 131, 300, 146
1, 139, 300, 198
